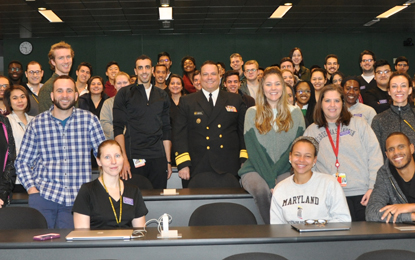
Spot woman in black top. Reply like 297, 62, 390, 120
0, 114, 16, 207
73, 140, 148, 229
78, 76, 109, 119
167, 74, 185, 166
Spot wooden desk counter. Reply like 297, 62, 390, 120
0, 223, 414, 260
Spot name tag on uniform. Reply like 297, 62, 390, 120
194, 111, 203, 115
340, 130, 350, 136
123, 197, 134, 205
226, 105, 237, 112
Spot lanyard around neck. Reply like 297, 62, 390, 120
325, 123, 341, 173
102, 176, 122, 224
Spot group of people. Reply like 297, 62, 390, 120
0, 41, 414, 230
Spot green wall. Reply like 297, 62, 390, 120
3, 32, 415, 81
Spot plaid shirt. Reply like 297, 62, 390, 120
15, 107, 105, 206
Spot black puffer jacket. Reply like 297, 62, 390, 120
0, 115, 16, 205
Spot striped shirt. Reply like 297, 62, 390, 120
15, 106, 105, 206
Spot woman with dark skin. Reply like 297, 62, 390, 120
181, 56, 197, 94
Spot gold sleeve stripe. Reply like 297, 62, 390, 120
175, 152, 191, 165
240, 149, 248, 159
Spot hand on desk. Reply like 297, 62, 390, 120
380, 203, 415, 223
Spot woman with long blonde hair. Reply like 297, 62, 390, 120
238, 66, 305, 224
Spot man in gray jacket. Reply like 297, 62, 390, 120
366, 132, 415, 223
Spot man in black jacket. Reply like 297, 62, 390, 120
113, 55, 172, 189
173, 61, 247, 187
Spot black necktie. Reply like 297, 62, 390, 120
208, 93, 213, 108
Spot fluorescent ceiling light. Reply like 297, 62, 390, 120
159, 7, 172, 20
376, 5, 408, 18
364, 18, 380, 26
38, 9, 63, 22
160, 0, 170, 7
270, 4, 292, 18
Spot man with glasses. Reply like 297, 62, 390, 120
395, 56, 409, 74
240, 60, 260, 101
8, 61, 24, 86
157, 52, 173, 83
363, 60, 392, 114
24, 61, 44, 116
342, 76, 376, 125
357, 50, 377, 96
0, 77, 10, 115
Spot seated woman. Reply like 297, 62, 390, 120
238, 67, 305, 224
78, 76, 109, 119
73, 140, 148, 229
270, 136, 351, 224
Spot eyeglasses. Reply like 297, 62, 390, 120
305, 219, 327, 225
9, 68, 21, 72
296, 90, 310, 94
159, 59, 170, 63
362, 59, 373, 63
375, 69, 391, 75
0, 84, 9, 89
397, 64, 408, 67
28, 70, 42, 75
245, 69, 257, 73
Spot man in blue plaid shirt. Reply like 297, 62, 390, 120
15, 75, 105, 229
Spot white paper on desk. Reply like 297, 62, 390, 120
395, 226, 415, 231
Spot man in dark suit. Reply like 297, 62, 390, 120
173, 61, 247, 187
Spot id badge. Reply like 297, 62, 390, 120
133, 159, 146, 168
333, 173, 347, 187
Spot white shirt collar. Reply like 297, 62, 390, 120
202, 87, 220, 106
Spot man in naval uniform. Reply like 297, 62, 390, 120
173, 60, 247, 188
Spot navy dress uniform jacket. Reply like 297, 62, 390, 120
173, 90, 247, 176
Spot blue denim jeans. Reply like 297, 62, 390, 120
28, 193, 74, 229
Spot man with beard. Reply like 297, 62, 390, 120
38, 41, 74, 113
15, 75, 105, 229
367, 133, 415, 223
324, 54, 340, 84
113, 55, 172, 189
342, 76, 376, 125
8, 60, 24, 86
